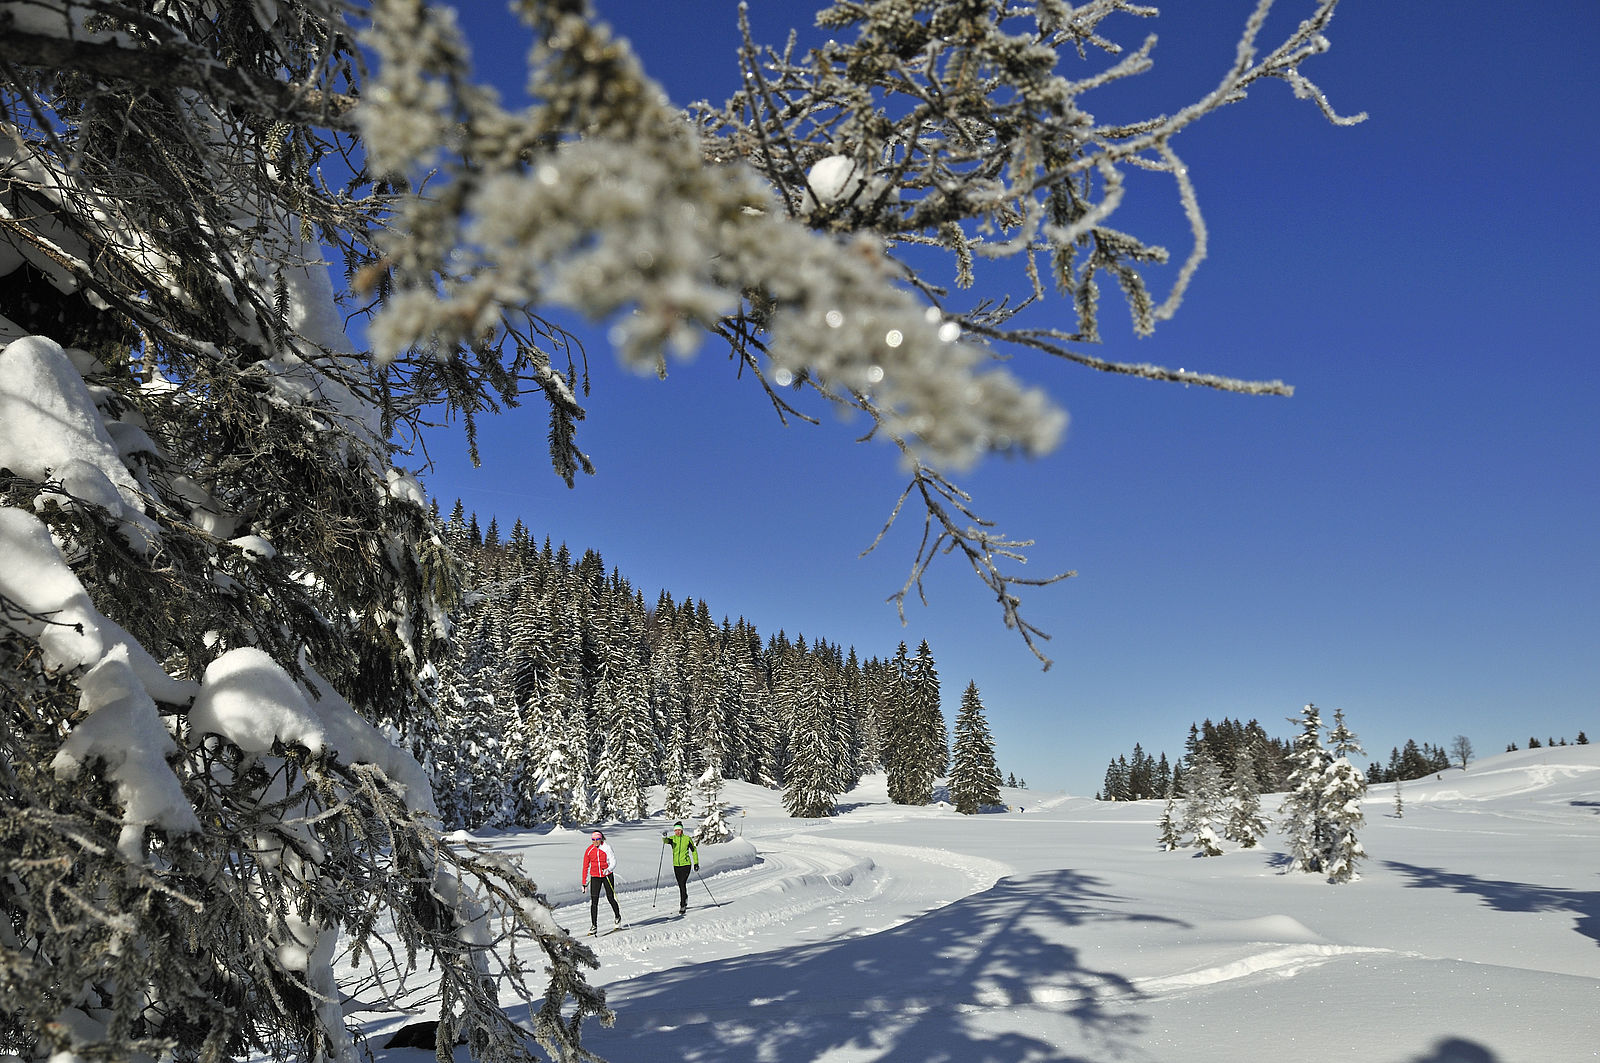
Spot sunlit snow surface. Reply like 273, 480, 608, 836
357, 746, 1599, 1063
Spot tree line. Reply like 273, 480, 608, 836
1507, 734, 1588, 750
1098, 718, 1293, 801
1106, 724, 1594, 800
1364, 739, 1456, 783
421, 503, 1006, 832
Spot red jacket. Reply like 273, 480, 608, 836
582, 842, 613, 884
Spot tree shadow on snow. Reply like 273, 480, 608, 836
578, 869, 1182, 1063
1263, 850, 1295, 872
1401, 1036, 1499, 1063
1383, 860, 1600, 946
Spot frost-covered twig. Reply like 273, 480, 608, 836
858, 419, 1076, 668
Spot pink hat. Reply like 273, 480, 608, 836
590, 831, 603, 841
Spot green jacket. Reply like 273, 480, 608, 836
663, 832, 698, 866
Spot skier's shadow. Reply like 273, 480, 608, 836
578, 868, 1178, 1063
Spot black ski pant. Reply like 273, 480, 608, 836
588, 874, 620, 928
673, 864, 691, 909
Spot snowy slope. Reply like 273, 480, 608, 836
362, 746, 1600, 1063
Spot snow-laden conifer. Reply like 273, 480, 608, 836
844, 649, 879, 778
621, 651, 661, 817
1157, 796, 1183, 852
1279, 704, 1333, 873
430, 657, 511, 828
663, 725, 694, 819
695, 762, 734, 843
1321, 707, 1368, 883
882, 643, 913, 803
1181, 750, 1227, 856
783, 658, 840, 818
882, 639, 946, 806
914, 642, 951, 780
826, 650, 864, 796
950, 682, 1003, 814
725, 621, 774, 786
563, 697, 599, 825
883, 633, 940, 800
1224, 749, 1270, 848
591, 606, 654, 821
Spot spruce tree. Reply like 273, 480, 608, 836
662, 724, 694, 820
521, 667, 583, 826
430, 658, 513, 829
619, 615, 661, 819
950, 682, 1003, 814
1101, 758, 1124, 802
1128, 743, 1154, 800
843, 648, 876, 780
1279, 704, 1332, 874
884, 639, 945, 805
593, 683, 642, 823
1224, 750, 1269, 849
829, 651, 865, 797
695, 761, 735, 843
563, 697, 598, 825
1157, 796, 1183, 852
883, 643, 918, 804
1321, 707, 1368, 883
732, 622, 779, 787
783, 657, 840, 818
692, 631, 735, 842
911, 640, 949, 781
1180, 750, 1226, 856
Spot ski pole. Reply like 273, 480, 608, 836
652, 840, 664, 907
695, 866, 718, 906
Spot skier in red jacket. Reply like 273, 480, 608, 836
581, 831, 622, 935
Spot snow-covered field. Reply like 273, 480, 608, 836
368, 745, 1599, 1063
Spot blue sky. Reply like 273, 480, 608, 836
418, 1, 1599, 794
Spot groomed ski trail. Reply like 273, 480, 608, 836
564, 832, 1008, 983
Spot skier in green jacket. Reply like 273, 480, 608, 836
661, 822, 699, 914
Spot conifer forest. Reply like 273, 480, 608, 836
423, 503, 1001, 834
